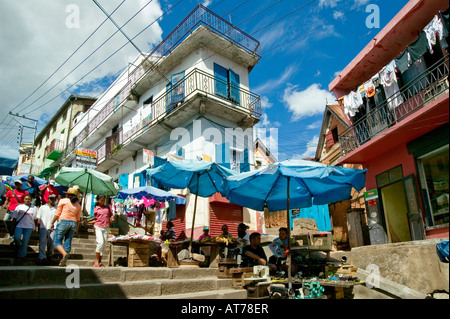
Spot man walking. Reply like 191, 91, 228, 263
36, 194, 57, 264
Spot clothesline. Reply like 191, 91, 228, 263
341, 13, 446, 117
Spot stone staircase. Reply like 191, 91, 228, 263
0, 220, 128, 267
0, 219, 247, 299
0, 266, 247, 299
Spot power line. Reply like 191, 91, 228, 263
12, 0, 126, 114
16, 0, 163, 115
22, 0, 186, 116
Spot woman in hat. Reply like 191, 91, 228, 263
49, 187, 82, 267
83, 194, 114, 267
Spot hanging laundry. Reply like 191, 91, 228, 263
408, 32, 430, 63
395, 50, 410, 74
168, 199, 177, 221
439, 8, 449, 48
343, 91, 363, 117
424, 15, 445, 53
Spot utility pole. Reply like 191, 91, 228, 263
9, 112, 38, 175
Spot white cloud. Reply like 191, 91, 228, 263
351, 0, 371, 10
319, 0, 342, 9
253, 65, 296, 94
333, 10, 346, 21
261, 96, 273, 109
201, 0, 213, 7
283, 83, 335, 121
314, 70, 321, 77
291, 135, 320, 160
333, 70, 342, 78
0, 0, 164, 156
307, 121, 322, 130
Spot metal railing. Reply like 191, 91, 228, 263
95, 68, 261, 164
44, 139, 65, 158
339, 55, 449, 156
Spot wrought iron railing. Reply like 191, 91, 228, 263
95, 68, 261, 164
339, 55, 449, 156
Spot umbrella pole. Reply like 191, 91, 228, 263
189, 174, 200, 259
287, 176, 293, 295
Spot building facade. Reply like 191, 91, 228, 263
329, 0, 449, 244
59, 5, 264, 238
33, 95, 97, 178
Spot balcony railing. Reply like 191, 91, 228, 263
339, 55, 449, 156
95, 68, 261, 164
44, 139, 65, 159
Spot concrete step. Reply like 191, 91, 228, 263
0, 267, 236, 299
0, 266, 219, 287
145, 289, 248, 299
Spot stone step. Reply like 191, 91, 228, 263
0, 267, 232, 299
0, 266, 219, 287
145, 289, 248, 299
0, 277, 234, 299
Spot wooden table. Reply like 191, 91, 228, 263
166, 241, 238, 268
108, 238, 156, 267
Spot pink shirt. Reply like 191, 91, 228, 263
94, 205, 112, 228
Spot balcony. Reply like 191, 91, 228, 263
339, 55, 449, 157
95, 68, 261, 170
44, 139, 65, 161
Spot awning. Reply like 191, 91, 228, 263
0, 157, 18, 176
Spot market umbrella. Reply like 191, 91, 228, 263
117, 186, 186, 205
223, 159, 367, 293
54, 167, 119, 196
146, 159, 237, 260
6, 174, 67, 195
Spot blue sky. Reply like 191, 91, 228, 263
0, 0, 408, 162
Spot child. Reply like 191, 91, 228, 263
84, 194, 114, 267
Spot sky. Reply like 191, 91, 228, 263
0, 0, 408, 162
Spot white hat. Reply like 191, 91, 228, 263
49, 180, 55, 186
15, 180, 23, 185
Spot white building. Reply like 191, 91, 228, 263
60, 5, 265, 238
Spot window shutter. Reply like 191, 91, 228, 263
215, 142, 230, 169
239, 148, 250, 173
229, 69, 240, 105
214, 63, 228, 99
325, 131, 335, 148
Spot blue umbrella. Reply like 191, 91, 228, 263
224, 159, 367, 292
117, 186, 186, 205
146, 159, 237, 258
6, 174, 67, 195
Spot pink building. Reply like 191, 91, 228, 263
329, 0, 449, 244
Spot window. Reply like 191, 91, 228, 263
417, 145, 449, 227
376, 165, 403, 188
214, 63, 241, 105
143, 96, 153, 107
53, 123, 57, 133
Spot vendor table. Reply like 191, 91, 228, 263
166, 241, 238, 268
108, 238, 156, 267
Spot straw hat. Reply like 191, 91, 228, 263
65, 187, 80, 196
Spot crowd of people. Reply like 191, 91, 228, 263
1, 176, 114, 268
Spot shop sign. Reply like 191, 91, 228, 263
364, 189, 378, 201
143, 149, 155, 166
75, 148, 97, 169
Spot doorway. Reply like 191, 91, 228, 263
380, 181, 412, 243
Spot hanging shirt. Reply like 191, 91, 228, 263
424, 15, 444, 52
